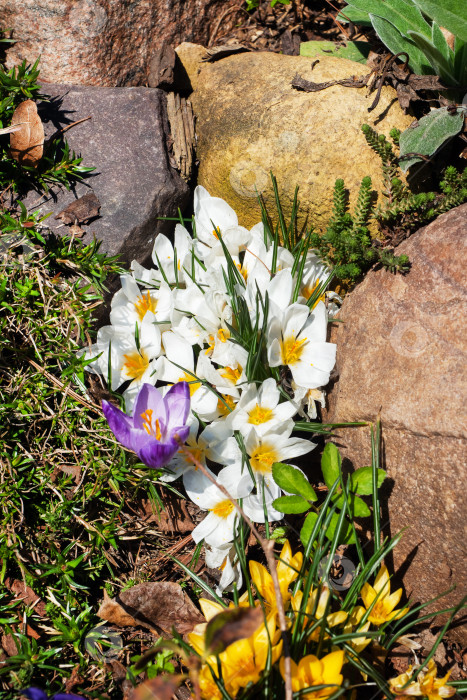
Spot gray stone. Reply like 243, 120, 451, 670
25, 84, 190, 265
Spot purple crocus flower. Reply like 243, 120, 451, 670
22, 689, 85, 700
102, 382, 191, 468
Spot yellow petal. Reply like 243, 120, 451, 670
280, 656, 300, 692
315, 585, 330, 618
327, 610, 348, 627
249, 560, 276, 607
373, 565, 391, 597
297, 654, 323, 687
199, 598, 225, 622
361, 582, 377, 609
321, 650, 345, 686
383, 586, 403, 611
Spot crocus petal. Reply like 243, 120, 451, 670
138, 439, 179, 469
102, 400, 134, 450
22, 690, 49, 700
132, 384, 167, 430
164, 381, 191, 428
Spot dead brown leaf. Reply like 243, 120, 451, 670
55, 192, 101, 225
204, 606, 263, 655
4, 578, 47, 616
1, 634, 18, 657
140, 491, 195, 534
129, 675, 183, 700
97, 583, 204, 635
9, 100, 44, 166
97, 590, 139, 627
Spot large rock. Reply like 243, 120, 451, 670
1, 0, 240, 86
187, 51, 413, 230
25, 84, 189, 264
323, 205, 467, 642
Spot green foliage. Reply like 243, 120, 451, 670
309, 176, 410, 285
362, 123, 467, 231
0, 58, 94, 193
339, 0, 467, 87
299, 40, 371, 64
272, 441, 387, 546
398, 107, 465, 171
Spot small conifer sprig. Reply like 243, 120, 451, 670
309, 177, 410, 286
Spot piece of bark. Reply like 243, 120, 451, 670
55, 192, 101, 225
129, 675, 182, 700
97, 582, 204, 635
280, 30, 301, 56
148, 43, 177, 89
165, 93, 196, 182
203, 44, 251, 62
9, 100, 44, 166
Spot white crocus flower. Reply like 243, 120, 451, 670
110, 275, 173, 330
172, 286, 232, 349
188, 463, 254, 548
296, 252, 330, 305
226, 377, 297, 437
205, 543, 243, 595
193, 185, 238, 248
151, 224, 200, 286
268, 301, 336, 390
242, 267, 294, 328
243, 423, 315, 504
84, 320, 160, 410
292, 385, 326, 420
160, 417, 238, 484
156, 330, 218, 420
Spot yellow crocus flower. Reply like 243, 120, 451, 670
280, 649, 345, 697
221, 612, 283, 696
389, 659, 456, 699
292, 584, 348, 641
360, 565, 409, 626
247, 539, 303, 613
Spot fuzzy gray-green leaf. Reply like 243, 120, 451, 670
369, 14, 429, 75
399, 108, 465, 171
413, 0, 467, 43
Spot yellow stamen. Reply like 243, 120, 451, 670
123, 349, 149, 380
210, 499, 234, 518
134, 290, 157, 321
249, 443, 278, 474
140, 409, 162, 440
217, 328, 229, 343
212, 226, 221, 240
217, 393, 236, 416
180, 373, 202, 396
248, 404, 273, 425
220, 365, 242, 384
280, 335, 307, 365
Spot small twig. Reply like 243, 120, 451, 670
175, 439, 293, 700
27, 357, 102, 412
45, 116, 92, 147
208, 5, 247, 47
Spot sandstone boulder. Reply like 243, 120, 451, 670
1, 0, 241, 86
323, 205, 467, 642
24, 84, 189, 264
187, 51, 413, 230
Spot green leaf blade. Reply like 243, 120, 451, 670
399, 107, 465, 171
321, 443, 342, 489
272, 495, 311, 514
272, 462, 317, 501
349, 466, 386, 495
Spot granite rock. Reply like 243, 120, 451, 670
188, 51, 413, 230
1, 0, 241, 86
24, 84, 190, 265
323, 205, 467, 642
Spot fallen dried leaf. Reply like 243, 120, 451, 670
98, 583, 204, 635
4, 578, 47, 616
205, 606, 263, 655
129, 675, 183, 700
55, 192, 101, 225
1, 634, 18, 657
140, 491, 195, 534
9, 100, 44, 166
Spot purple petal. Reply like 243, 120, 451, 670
169, 424, 190, 445
132, 384, 167, 431
164, 382, 191, 429
102, 400, 134, 450
52, 695, 86, 700
138, 439, 180, 469
22, 690, 48, 700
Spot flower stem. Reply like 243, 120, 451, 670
175, 437, 293, 700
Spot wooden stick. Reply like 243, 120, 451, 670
175, 438, 293, 700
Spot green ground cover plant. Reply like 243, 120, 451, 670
1, 54, 466, 700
